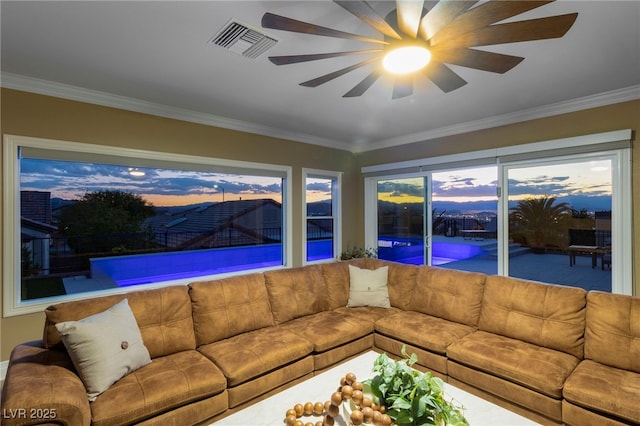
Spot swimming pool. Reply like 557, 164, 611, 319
89, 238, 486, 288
90, 244, 283, 287
378, 238, 486, 265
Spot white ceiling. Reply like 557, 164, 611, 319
1, 1, 639, 152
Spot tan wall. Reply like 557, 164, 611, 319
0, 88, 359, 360
355, 99, 640, 296
1, 89, 638, 363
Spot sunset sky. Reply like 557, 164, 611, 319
377, 160, 612, 211
20, 158, 289, 206
21, 158, 612, 211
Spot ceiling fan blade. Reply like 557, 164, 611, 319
418, 0, 478, 41
392, 76, 413, 99
300, 58, 380, 87
396, 0, 424, 38
437, 13, 579, 49
430, 0, 555, 46
423, 62, 467, 93
269, 50, 382, 65
262, 12, 387, 45
334, 1, 402, 40
431, 48, 524, 73
343, 69, 383, 97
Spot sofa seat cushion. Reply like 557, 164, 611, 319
277, 310, 374, 352
563, 360, 640, 424
447, 331, 579, 399
334, 306, 402, 324
375, 311, 476, 354
90, 350, 226, 426
198, 327, 313, 387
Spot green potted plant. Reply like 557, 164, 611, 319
363, 347, 468, 426
339, 246, 378, 260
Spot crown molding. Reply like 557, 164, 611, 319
2, 73, 638, 154
0, 73, 349, 152
359, 84, 640, 153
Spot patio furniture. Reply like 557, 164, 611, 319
462, 217, 497, 240
568, 245, 599, 268
568, 229, 598, 268
462, 229, 492, 240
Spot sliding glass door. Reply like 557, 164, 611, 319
431, 167, 498, 274
504, 156, 613, 291
376, 177, 427, 265
374, 167, 498, 275
365, 131, 632, 294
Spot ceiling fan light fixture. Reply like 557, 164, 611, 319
383, 45, 431, 75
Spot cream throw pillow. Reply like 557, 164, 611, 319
55, 299, 151, 401
347, 265, 390, 308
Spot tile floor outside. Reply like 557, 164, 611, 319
431, 236, 611, 292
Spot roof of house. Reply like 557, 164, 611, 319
144, 198, 282, 234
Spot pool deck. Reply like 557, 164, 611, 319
431, 236, 611, 292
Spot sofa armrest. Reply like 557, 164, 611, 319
1, 341, 91, 426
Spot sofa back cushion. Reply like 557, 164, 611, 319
410, 266, 486, 327
190, 273, 275, 346
585, 291, 640, 373
363, 259, 418, 311
479, 275, 586, 358
264, 265, 330, 324
322, 259, 369, 309
44, 285, 195, 358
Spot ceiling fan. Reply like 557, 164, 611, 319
261, 1, 578, 99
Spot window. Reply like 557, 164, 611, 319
363, 130, 632, 295
4, 135, 292, 316
376, 176, 426, 265
303, 169, 341, 263
502, 153, 622, 292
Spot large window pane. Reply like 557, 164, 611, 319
305, 176, 335, 262
506, 158, 612, 291
431, 167, 498, 274
18, 151, 286, 303
377, 177, 426, 265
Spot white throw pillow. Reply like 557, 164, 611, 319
55, 299, 151, 401
347, 265, 390, 308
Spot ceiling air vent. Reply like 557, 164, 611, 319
210, 19, 277, 59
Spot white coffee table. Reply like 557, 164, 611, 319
212, 351, 539, 425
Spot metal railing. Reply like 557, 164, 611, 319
21, 227, 287, 277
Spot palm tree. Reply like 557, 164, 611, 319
512, 196, 570, 252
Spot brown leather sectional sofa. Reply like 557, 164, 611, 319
2, 258, 639, 425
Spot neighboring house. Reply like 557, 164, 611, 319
20, 191, 57, 275
144, 199, 283, 250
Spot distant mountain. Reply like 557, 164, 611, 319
307, 200, 332, 216
390, 194, 611, 215
432, 200, 498, 214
